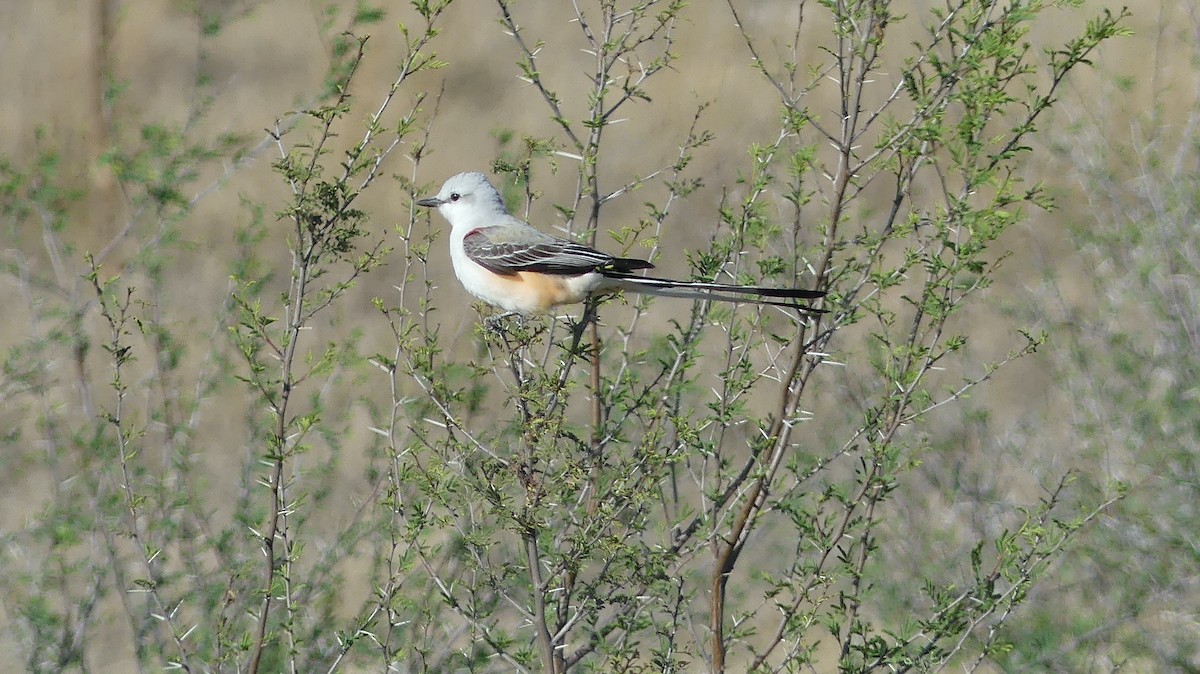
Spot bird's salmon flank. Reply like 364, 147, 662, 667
516, 271, 580, 310
416, 172, 826, 316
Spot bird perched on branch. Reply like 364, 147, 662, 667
417, 172, 825, 316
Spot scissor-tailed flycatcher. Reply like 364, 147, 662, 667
416, 172, 825, 315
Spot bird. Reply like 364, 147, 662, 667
416, 172, 825, 316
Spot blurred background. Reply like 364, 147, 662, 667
1, 1, 1195, 671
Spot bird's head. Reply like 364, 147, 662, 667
416, 172, 508, 230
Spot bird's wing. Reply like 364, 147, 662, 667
463, 226, 652, 276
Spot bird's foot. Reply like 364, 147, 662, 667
483, 312, 519, 334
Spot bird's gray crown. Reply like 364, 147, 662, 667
434, 172, 506, 213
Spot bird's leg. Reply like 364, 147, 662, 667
483, 311, 519, 334
482, 311, 540, 352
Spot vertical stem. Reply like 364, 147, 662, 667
709, 568, 729, 673
588, 310, 603, 461
247, 457, 286, 674
525, 529, 559, 673
248, 241, 310, 673
91, 0, 114, 154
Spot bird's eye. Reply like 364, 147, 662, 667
449, 192, 461, 202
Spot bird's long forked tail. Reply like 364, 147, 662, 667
603, 272, 827, 312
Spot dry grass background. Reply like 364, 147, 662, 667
0, 0, 1193, 671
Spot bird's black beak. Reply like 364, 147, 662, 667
416, 197, 442, 208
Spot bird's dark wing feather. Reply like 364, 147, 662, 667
464, 228, 653, 276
